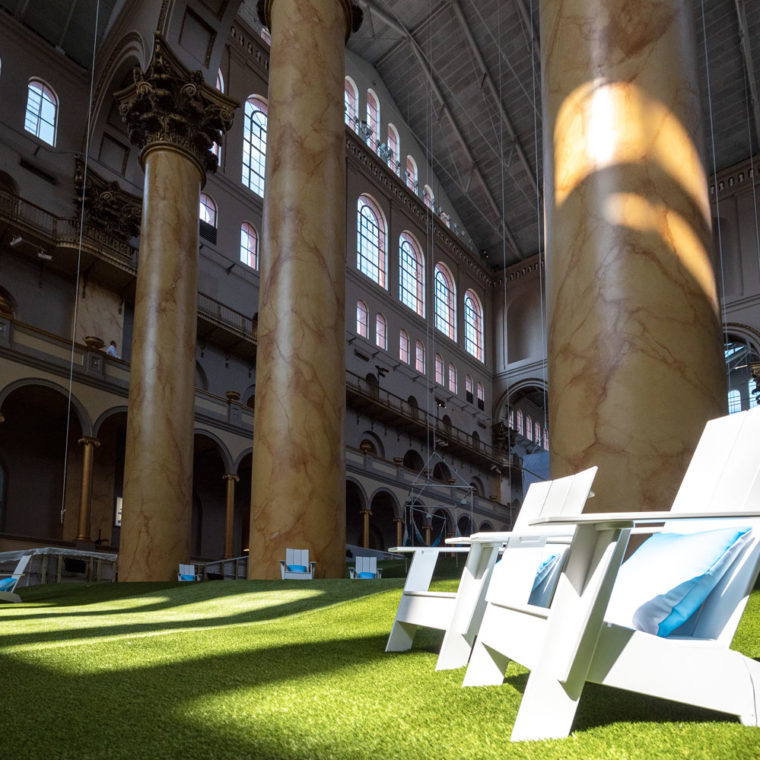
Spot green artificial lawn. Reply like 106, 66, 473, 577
2, 580, 760, 759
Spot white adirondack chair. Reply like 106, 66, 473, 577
385, 466, 597, 671
0, 554, 32, 603
463, 406, 760, 742
280, 548, 316, 579
177, 563, 200, 581
349, 555, 382, 579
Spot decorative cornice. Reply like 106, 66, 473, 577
257, 0, 363, 41
493, 255, 543, 286
345, 133, 494, 288
74, 158, 142, 241
114, 34, 238, 182
710, 155, 758, 200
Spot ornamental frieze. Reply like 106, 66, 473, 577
115, 34, 238, 179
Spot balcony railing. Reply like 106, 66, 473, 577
345, 371, 505, 465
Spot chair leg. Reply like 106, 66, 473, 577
436, 629, 474, 671
462, 638, 509, 686
385, 620, 416, 652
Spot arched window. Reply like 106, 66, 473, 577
476, 381, 484, 410
749, 379, 758, 409
399, 329, 409, 364
465, 375, 473, 402
447, 362, 457, 393
344, 76, 358, 128
516, 410, 524, 435
415, 340, 425, 373
242, 95, 268, 196
435, 353, 444, 385
25, 79, 58, 145
406, 155, 418, 192
387, 123, 400, 173
434, 263, 456, 340
464, 289, 484, 361
375, 313, 387, 350
366, 89, 380, 149
399, 232, 424, 316
216, 69, 224, 92
356, 301, 368, 338
525, 415, 533, 441
357, 195, 387, 288
508, 409, 515, 429
728, 389, 741, 414
534, 421, 542, 445
240, 222, 258, 269
199, 193, 217, 227
423, 184, 434, 209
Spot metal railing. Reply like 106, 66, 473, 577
197, 292, 257, 340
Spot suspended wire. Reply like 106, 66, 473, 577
528, 0, 549, 435
739, 30, 760, 283
699, 0, 729, 371
60, 0, 101, 524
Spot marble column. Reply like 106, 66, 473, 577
541, 0, 725, 511
76, 436, 100, 542
223, 473, 239, 558
115, 36, 236, 580
424, 522, 432, 547
249, 0, 362, 579
360, 509, 371, 549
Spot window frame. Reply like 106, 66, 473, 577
464, 289, 485, 361
344, 76, 358, 129
242, 95, 268, 197
415, 340, 425, 373
25, 79, 58, 146
375, 313, 387, 350
434, 263, 457, 341
356, 300, 369, 339
240, 222, 259, 269
399, 232, 425, 316
356, 195, 388, 289
399, 329, 409, 364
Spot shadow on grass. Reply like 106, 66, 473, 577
0, 579, 403, 647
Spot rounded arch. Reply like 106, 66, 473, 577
403, 449, 424, 473
93, 405, 129, 436
724, 323, 760, 356
470, 476, 485, 497
345, 478, 367, 547
195, 361, 209, 391
494, 377, 548, 422
432, 461, 452, 482
0, 170, 19, 195
359, 430, 384, 459
0, 285, 18, 319
433, 261, 456, 340
368, 488, 400, 550
479, 521, 494, 532
457, 514, 473, 536
193, 428, 233, 473
233, 447, 253, 472
356, 193, 388, 288
0, 378, 92, 435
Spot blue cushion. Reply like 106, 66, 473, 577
0, 577, 16, 591
605, 526, 752, 637
532, 550, 561, 589
179, 574, 195, 581
287, 564, 308, 573
357, 571, 375, 579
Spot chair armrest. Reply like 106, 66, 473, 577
530, 510, 760, 530
390, 546, 470, 554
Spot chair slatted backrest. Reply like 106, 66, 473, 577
667, 407, 760, 642
356, 556, 377, 576
286, 549, 309, 567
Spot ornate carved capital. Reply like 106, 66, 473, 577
115, 34, 238, 181
257, 0, 363, 42
74, 158, 142, 241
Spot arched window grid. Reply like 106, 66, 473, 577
534, 421, 543, 445
344, 77, 358, 128
356, 300, 368, 339
357, 195, 387, 288
366, 89, 380, 149
375, 313, 387, 350
749, 379, 758, 409
399, 232, 424, 316
435, 353, 444, 385
464, 289, 484, 361
525, 415, 533, 441
423, 184, 434, 209
406, 155, 418, 192
434, 263, 456, 341
216, 69, 224, 93
728, 389, 741, 414
242, 95, 268, 197
240, 222, 258, 269
25, 79, 58, 145
415, 340, 425, 373
199, 193, 217, 227
516, 410, 524, 436
387, 123, 400, 173
399, 329, 409, 364
447, 362, 457, 393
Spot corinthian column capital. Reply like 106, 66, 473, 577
115, 34, 238, 183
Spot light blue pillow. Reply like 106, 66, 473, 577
180, 574, 195, 581
0, 577, 16, 591
287, 564, 308, 573
605, 526, 752, 637
532, 550, 561, 590
357, 571, 375, 579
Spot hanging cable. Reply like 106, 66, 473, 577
60, 0, 101, 524
699, 0, 729, 372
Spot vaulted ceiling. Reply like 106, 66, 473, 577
3, 0, 759, 271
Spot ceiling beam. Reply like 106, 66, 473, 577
451, 0, 538, 196
359, 0, 523, 257
374, 1, 452, 69
734, 0, 760, 153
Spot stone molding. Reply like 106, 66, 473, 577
256, 0, 363, 41
115, 34, 238, 182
